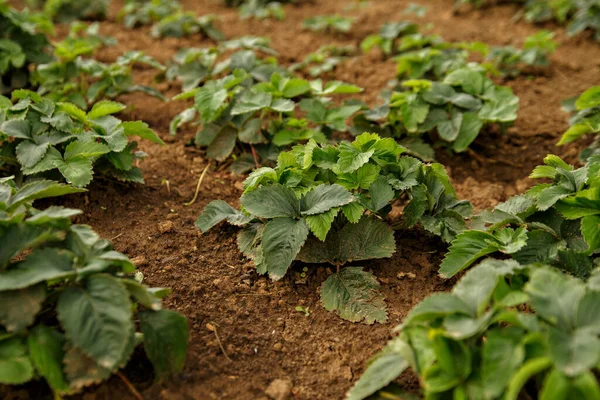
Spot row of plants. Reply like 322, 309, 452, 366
348, 150, 600, 399
456, 0, 600, 40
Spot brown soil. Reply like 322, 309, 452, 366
5, 0, 600, 399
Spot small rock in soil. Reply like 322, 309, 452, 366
159, 220, 175, 234
397, 272, 416, 280
131, 255, 147, 267
265, 379, 293, 400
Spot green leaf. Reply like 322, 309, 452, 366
87, 101, 126, 119
451, 262, 499, 316
525, 267, 584, 331
438, 231, 499, 278
27, 325, 68, 393
0, 248, 74, 291
57, 158, 94, 187
231, 90, 272, 115
575, 86, 600, 109
337, 142, 374, 173
581, 215, 600, 254
346, 341, 411, 400
243, 167, 278, 191
305, 208, 339, 241
481, 328, 525, 398
121, 279, 164, 311
206, 125, 238, 161
196, 200, 252, 232
15, 140, 50, 169
548, 328, 600, 377
556, 188, 600, 219
0, 119, 31, 139
452, 112, 483, 152
367, 177, 395, 212
238, 118, 265, 144
57, 274, 134, 370
62, 345, 112, 390
241, 184, 300, 218
139, 310, 188, 382
64, 140, 110, 161
297, 216, 395, 264
404, 293, 472, 325
261, 218, 309, 280
121, 121, 165, 145
341, 202, 365, 224
321, 267, 387, 324
300, 184, 353, 215
0, 337, 34, 384
0, 284, 45, 332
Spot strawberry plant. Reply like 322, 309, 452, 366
348, 258, 600, 400
523, 0, 600, 40
239, 0, 285, 20
482, 30, 557, 77
0, 178, 188, 395
558, 86, 600, 160
439, 154, 600, 279
302, 15, 355, 34
289, 45, 355, 77
0, 90, 164, 187
196, 134, 472, 322
119, 0, 181, 29
35, 47, 166, 110
171, 65, 362, 172
353, 66, 519, 158
360, 21, 419, 56
0, 1, 53, 95
151, 12, 224, 40
40, 0, 110, 22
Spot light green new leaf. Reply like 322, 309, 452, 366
121, 121, 165, 145
241, 184, 300, 218
57, 274, 134, 370
305, 208, 339, 241
0, 338, 34, 384
261, 218, 309, 280
556, 188, 600, 219
321, 267, 387, 324
87, 101, 126, 119
341, 202, 365, 223
300, 184, 353, 215
581, 215, 600, 254
337, 142, 374, 173
575, 86, 600, 110
195, 200, 252, 232
139, 310, 189, 382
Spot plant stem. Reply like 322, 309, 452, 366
184, 163, 210, 206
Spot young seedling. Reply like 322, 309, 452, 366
302, 15, 355, 34
558, 86, 600, 160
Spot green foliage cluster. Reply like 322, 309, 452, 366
34, 35, 166, 110
239, 0, 285, 20
559, 86, 600, 160
523, 0, 600, 40
0, 178, 188, 395
0, 90, 164, 187
41, 0, 110, 22
481, 30, 558, 77
171, 52, 363, 172
361, 21, 420, 56
289, 45, 355, 77
118, 0, 181, 29
0, 1, 53, 95
440, 154, 600, 279
119, 0, 223, 40
353, 65, 519, 159
196, 133, 472, 322
302, 15, 355, 34
456, 0, 600, 40
348, 259, 600, 400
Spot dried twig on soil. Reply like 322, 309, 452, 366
117, 371, 144, 400
185, 163, 211, 206
208, 322, 232, 362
